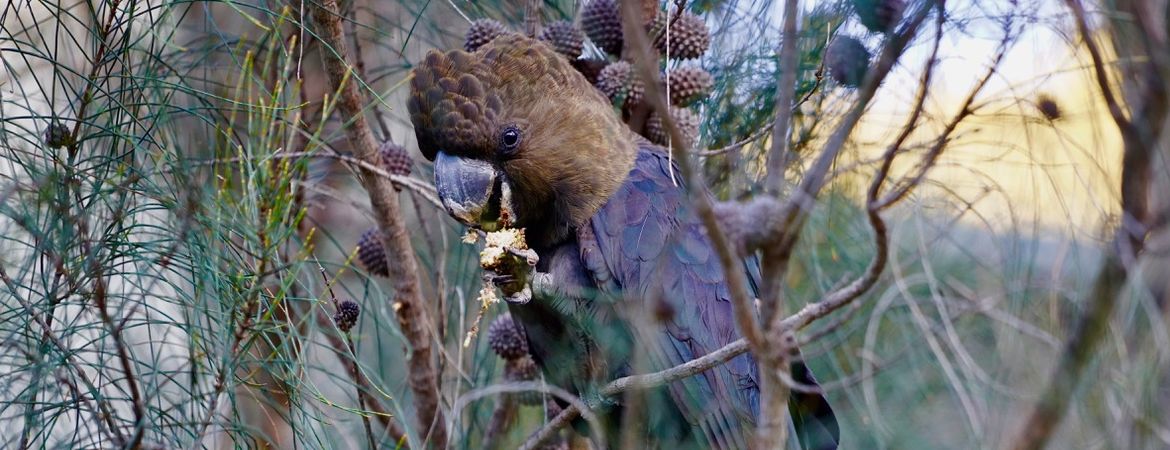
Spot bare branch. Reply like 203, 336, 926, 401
519, 337, 751, 449
760, 0, 938, 329
193, 150, 442, 208
764, 0, 801, 195
1007, 1, 1164, 447
458, 381, 607, 450
309, 1, 447, 447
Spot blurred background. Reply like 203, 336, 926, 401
1, 0, 1167, 448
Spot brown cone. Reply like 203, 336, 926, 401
826, 36, 870, 87
487, 313, 529, 360
572, 58, 609, 84
357, 228, 388, 277
1037, 94, 1062, 120
654, 12, 710, 60
44, 121, 73, 149
665, 66, 713, 106
581, 0, 623, 55
465, 19, 510, 52
595, 61, 644, 109
645, 106, 700, 146
854, 0, 905, 33
538, 20, 585, 58
333, 300, 361, 332
378, 141, 412, 176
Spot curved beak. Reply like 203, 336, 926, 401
434, 151, 503, 230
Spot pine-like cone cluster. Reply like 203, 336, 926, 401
465, 19, 509, 52
573, 3, 713, 148
653, 12, 710, 60
826, 36, 870, 87
854, 0, 904, 33
539, 20, 585, 59
379, 141, 411, 176
333, 300, 361, 332
357, 228, 389, 277
664, 66, 713, 107
645, 106, 700, 146
44, 121, 72, 149
1036, 94, 1062, 120
581, 0, 623, 55
487, 313, 529, 360
595, 61, 644, 109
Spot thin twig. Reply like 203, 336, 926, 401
458, 381, 606, 450
519, 336, 750, 449
190, 150, 441, 208
696, 124, 772, 157
316, 311, 411, 447
0, 266, 127, 446
317, 266, 380, 449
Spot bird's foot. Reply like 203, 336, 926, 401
483, 246, 540, 304
581, 387, 618, 411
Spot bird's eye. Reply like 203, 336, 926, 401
498, 125, 522, 157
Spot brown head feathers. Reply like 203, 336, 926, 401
409, 34, 638, 249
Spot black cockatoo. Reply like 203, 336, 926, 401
408, 34, 838, 450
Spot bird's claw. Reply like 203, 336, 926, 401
504, 284, 532, 305
482, 272, 515, 285
530, 272, 553, 298
582, 387, 618, 410
505, 246, 539, 267
484, 245, 539, 304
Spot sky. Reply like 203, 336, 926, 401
787, 0, 1124, 236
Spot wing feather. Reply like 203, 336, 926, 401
582, 146, 758, 449
581, 145, 838, 450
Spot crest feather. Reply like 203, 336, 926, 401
408, 35, 586, 160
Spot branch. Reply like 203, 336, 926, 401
309, 2, 447, 447
760, 0, 937, 329
317, 312, 410, 446
519, 338, 751, 449
456, 381, 606, 450
754, 0, 803, 444
1007, 1, 1161, 448
876, 11, 1013, 210
764, 0, 800, 195
193, 150, 442, 208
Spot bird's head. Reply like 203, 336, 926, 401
408, 34, 637, 250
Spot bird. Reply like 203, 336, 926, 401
408, 34, 838, 450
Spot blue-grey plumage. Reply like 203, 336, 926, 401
407, 33, 838, 450
539, 145, 838, 450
